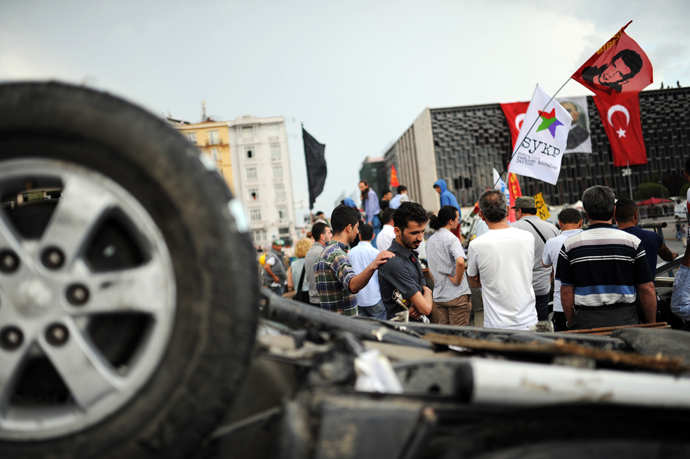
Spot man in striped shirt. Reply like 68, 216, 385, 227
557, 186, 656, 330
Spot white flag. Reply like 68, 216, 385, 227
509, 85, 572, 185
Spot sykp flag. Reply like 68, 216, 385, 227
508, 85, 572, 186
493, 168, 509, 202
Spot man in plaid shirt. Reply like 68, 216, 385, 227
315, 204, 394, 315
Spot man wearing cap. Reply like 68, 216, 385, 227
263, 239, 287, 296
510, 196, 559, 321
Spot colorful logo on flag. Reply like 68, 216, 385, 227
536, 109, 563, 138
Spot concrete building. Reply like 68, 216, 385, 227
386, 87, 690, 210
172, 119, 234, 190
358, 156, 387, 198
170, 114, 297, 249
228, 115, 297, 248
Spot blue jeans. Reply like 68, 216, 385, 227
358, 300, 387, 320
671, 264, 690, 320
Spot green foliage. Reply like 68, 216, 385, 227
634, 182, 670, 201
681, 182, 690, 197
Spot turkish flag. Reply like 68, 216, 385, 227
500, 102, 530, 149
593, 94, 647, 166
572, 21, 653, 106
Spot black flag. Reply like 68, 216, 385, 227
302, 127, 327, 210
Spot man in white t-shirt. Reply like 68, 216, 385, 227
376, 208, 396, 252
541, 208, 583, 331
467, 189, 538, 330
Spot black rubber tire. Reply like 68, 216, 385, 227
0, 82, 259, 458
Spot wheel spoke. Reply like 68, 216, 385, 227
40, 318, 121, 411
0, 343, 32, 417
0, 209, 27, 257
75, 261, 171, 317
40, 175, 116, 268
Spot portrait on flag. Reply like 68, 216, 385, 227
508, 85, 572, 186
572, 22, 653, 106
556, 96, 592, 154
593, 94, 647, 167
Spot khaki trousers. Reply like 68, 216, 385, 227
434, 294, 471, 326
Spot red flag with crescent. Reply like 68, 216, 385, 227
572, 21, 653, 106
593, 94, 647, 166
390, 165, 399, 188
500, 102, 530, 149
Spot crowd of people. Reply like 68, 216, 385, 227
262, 163, 690, 332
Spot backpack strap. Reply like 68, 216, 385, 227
524, 219, 547, 243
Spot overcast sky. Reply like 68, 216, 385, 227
3, 0, 689, 221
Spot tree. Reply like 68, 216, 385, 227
634, 182, 670, 201
681, 182, 690, 197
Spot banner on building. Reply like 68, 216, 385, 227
534, 192, 551, 221
508, 85, 573, 186
557, 96, 592, 154
593, 94, 648, 166
572, 21, 653, 106
302, 127, 327, 209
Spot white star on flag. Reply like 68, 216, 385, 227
616, 128, 627, 138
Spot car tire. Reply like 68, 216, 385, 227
0, 82, 259, 458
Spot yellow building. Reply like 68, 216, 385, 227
171, 119, 234, 192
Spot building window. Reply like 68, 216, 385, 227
273, 165, 283, 181
248, 188, 259, 201
267, 124, 280, 135
245, 146, 254, 159
270, 144, 281, 159
278, 208, 287, 220
208, 130, 219, 145
186, 132, 197, 143
250, 209, 261, 222
246, 167, 257, 180
211, 147, 219, 161
242, 126, 253, 138
275, 185, 286, 201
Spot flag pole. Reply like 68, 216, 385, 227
493, 78, 572, 189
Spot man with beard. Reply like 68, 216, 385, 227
378, 202, 433, 320
315, 205, 394, 316
581, 48, 643, 95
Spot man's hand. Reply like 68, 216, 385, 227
561, 284, 575, 325
637, 281, 657, 324
370, 250, 395, 269
449, 257, 466, 285
468, 273, 481, 288
264, 264, 279, 283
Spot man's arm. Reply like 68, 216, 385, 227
637, 281, 657, 324
449, 257, 466, 285
658, 243, 678, 262
561, 284, 575, 325
468, 273, 481, 288
264, 264, 279, 283
348, 250, 395, 293
408, 285, 433, 318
